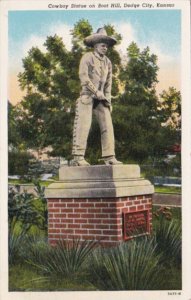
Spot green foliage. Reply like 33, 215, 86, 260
154, 216, 181, 265
8, 102, 22, 148
28, 159, 45, 180
89, 237, 163, 290
26, 239, 97, 278
8, 150, 34, 176
159, 87, 181, 129
9, 229, 26, 266
8, 182, 47, 234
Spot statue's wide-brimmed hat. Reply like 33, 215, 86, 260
84, 28, 117, 47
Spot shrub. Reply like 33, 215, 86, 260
8, 181, 48, 234
26, 239, 98, 278
8, 150, 34, 176
89, 237, 163, 290
155, 217, 181, 265
9, 231, 25, 266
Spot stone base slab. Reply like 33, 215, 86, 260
45, 165, 154, 198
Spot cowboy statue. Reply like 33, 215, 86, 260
71, 28, 123, 166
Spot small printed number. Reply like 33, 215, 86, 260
168, 292, 181, 296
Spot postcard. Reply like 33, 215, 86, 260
0, 0, 191, 299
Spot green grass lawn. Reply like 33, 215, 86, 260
154, 185, 181, 194
9, 264, 96, 291
9, 179, 52, 186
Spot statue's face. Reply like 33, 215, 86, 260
94, 43, 108, 56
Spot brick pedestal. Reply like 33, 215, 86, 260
45, 165, 154, 247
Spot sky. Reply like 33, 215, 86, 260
8, 9, 181, 104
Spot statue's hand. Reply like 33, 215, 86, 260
96, 91, 107, 101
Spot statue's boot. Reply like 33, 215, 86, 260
71, 156, 90, 166
103, 156, 123, 165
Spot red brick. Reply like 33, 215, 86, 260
82, 224, 95, 229
81, 203, 94, 208
61, 199, 73, 202
54, 203, 66, 208
48, 199, 58, 203
53, 213, 66, 218
48, 203, 53, 208
55, 223, 67, 228
125, 201, 133, 206
122, 207, 129, 212
102, 219, 117, 224
142, 200, 148, 204
137, 195, 144, 200
88, 208, 101, 213
103, 230, 120, 235
95, 203, 108, 208
67, 203, 80, 208
104, 198, 116, 202
68, 234, 81, 239
74, 198, 86, 202
88, 198, 101, 202
81, 213, 94, 218
102, 208, 118, 213
82, 235, 97, 240
110, 225, 122, 230
49, 218, 61, 223
137, 205, 144, 210
75, 219, 87, 224
129, 206, 136, 212
145, 204, 152, 209
89, 219, 102, 224
61, 229, 73, 234
68, 213, 81, 218
60, 219, 73, 224
75, 208, 87, 213
49, 208, 60, 213
135, 200, 141, 205
49, 229, 60, 233
95, 224, 109, 229
95, 214, 109, 218
110, 213, 121, 218
49, 223, 54, 228
129, 196, 136, 200
68, 224, 80, 229
75, 229, 88, 234
116, 203, 125, 208
109, 235, 123, 241
109, 203, 116, 207
89, 230, 102, 234
61, 208, 73, 213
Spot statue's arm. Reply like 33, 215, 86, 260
104, 61, 112, 103
79, 54, 98, 96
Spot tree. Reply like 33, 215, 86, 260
158, 87, 181, 137
113, 43, 159, 162
113, 42, 177, 163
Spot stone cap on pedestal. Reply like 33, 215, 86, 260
45, 164, 154, 198
59, 164, 140, 181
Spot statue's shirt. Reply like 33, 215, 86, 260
79, 51, 112, 102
